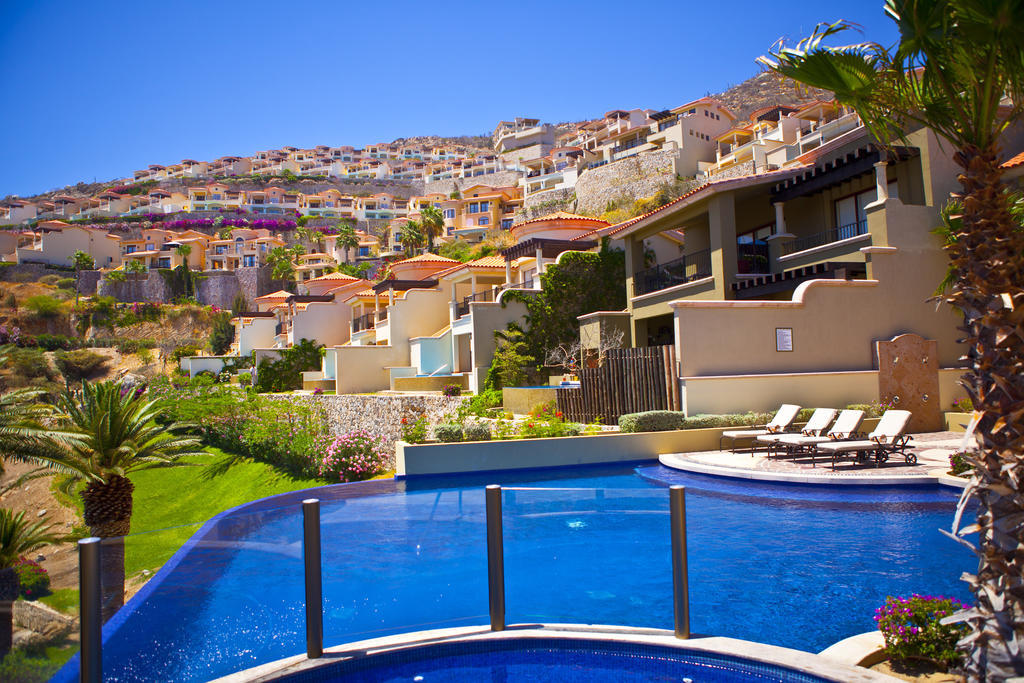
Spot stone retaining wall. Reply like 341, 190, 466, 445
422, 171, 522, 197
574, 149, 683, 214
520, 188, 577, 220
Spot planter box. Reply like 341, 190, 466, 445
943, 411, 973, 432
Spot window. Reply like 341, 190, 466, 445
468, 202, 479, 213
479, 216, 489, 226
501, 219, 513, 230
126, 245, 137, 254
242, 255, 255, 267
833, 181, 898, 235
479, 201, 489, 212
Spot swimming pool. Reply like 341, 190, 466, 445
55, 463, 971, 682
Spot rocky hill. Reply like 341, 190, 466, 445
713, 71, 833, 120
392, 134, 491, 150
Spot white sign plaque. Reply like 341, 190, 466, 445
776, 327, 793, 352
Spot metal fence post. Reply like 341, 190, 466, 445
670, 485, 690, 639
79, 537, 102, 683
485, 485, 505, 631
302, 499, 323, 659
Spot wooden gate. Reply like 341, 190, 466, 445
556, 345, 680, 425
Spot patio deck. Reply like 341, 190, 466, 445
660, 431, 969, 488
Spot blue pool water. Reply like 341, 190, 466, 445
271, 637, 835, 682
55, 464, 971, 682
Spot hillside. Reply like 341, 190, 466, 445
713, 71, 833, 120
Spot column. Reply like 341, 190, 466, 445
504, 258, 512, 286
388, 286, 394, 307
773, 201, 786, 235
535, 246, 544, 276
873, 160, 889, 203
708, 193, 737, 299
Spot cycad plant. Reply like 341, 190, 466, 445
0, 509, 56, 657
759, 2, 1024, 677
26, 381, 205, 621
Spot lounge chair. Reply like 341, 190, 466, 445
815, 410, 915, 469
757, 407, 837, 458
719, 404, 802, 454
772, 409, 866, 466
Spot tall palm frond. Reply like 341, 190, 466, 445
0, 509, 56, 569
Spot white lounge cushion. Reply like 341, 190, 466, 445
723, 404, 802, 440
723, 428, 770, 439
801, 408, 838, 435
816, 439, 877, 454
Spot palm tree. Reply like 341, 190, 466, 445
759, 3, 1024, 677
22, 381, 206, 621
0, 509, 56, 656
335, 221, 360, 264
398, 219, 424, 256
420, 206, 445, 249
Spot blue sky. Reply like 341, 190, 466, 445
0, 0, 899, 197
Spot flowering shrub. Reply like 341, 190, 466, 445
15, 557, 50, 599
952, 397, 974, 412
0, 324, 21, 345
442, 384, 463, 397
400, 415, 429, 444
949, 450, 973, 477
318, 430, 390, 482
875, 594, 968, 669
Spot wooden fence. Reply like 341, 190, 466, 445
556, 345, 680, 425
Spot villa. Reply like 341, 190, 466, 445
15, 220, 121, 268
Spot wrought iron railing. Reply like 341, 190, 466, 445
352, 312, 376, 332
455, 288, 498, 319
633, 248, 713, 296
780, 220, 868, 256
737, 242, 770, 274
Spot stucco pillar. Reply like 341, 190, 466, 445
388, 286, 394, 307
773, 201, 787, 235
535, 247, 544, 276
470, 272, 477, 294
504, 259, 512, 285
873, 160, 889, 203
708, 192, 738, 299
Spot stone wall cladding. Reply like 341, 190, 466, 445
521, 188, 577, 220
77, 269, 102, 294
573, 149, 682, 214
315, 394, 467, 466
0, 263, 74, 281
705, 160, 755, 182
422, 171, 522, 197
197, 271, 242, 309
97, 272, 171, 303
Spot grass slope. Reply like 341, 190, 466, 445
124, 448, 328, 576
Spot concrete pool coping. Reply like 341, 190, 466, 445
211, 624, 900, 682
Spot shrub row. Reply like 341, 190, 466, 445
435, 422, 492, 443
618, 410, 777, 433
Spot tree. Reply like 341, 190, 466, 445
71, 250, 94, 306
759, 4, 1024, 677
209, 312, 235, 355
489, 325, 533, 388
420, 206, 445, 249
0, 509, 56, 656
335, 221, 360, 264
124, 260, 147, 279
174, 243, 192, 267
266, 246, 298, 282
398, 219, 424, 256
23, 381, 205, 621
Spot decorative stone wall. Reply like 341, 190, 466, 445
315, 394, 467, 462
573, 149, 683, 214
705, 160, 755, 182
98, 265, 280, 306
422, 171, 522, 197
0, 262, 74, 281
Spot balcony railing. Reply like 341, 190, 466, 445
737, 242, 770, 274
634, 249, 712, 297
455, 288, 499, 318
780, 221, 868, 256
352, 312, 377, 333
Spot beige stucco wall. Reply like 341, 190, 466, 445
333, 344, 409, 393
292, 299, 352, 348
18, 227, 120, 268
671, 241, 962, 377
466, 296, 529, 392
502, 386, 560, 415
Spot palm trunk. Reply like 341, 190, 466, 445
0, 566, 17, 657
81, 475, 134, 624
947, 145, 1024, 681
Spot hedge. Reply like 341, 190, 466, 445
463, 423, 491, 442
618, 410, 789, 433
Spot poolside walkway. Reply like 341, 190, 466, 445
661, 431, 970, 488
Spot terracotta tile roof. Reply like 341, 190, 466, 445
306, 272, 359, 283
1001, 150, 1024, 169
607, 165, 810, 238
390, 252, 460, 266
254, 289, 292, 302
512, 211, 609, 229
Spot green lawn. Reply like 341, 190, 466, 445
124, 448, 329, 576
55, 447, 330, 580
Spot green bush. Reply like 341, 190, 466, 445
876, 594, 968, 669
56, 277, 76, 291
618, 410, 775, 433
9, 348, 54, 383
949, 450, 972, 476
38, 274, 62, 286
459, 388, 503, 419
400, 415, 429, 444
34, 334, 76, 351
0, 648, 66, 683
463, 423, 492, 442
14, 557, 50, 599
171, 343, 203, 362
255, 339, 323, 393
54, 350, 108, 382
23, 295, 62, 319
434, 423, 464, 443
619, 411, 688, 433
442, 383, 463, 397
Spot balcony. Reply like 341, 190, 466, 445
633, 249, 712, 297
780, 221, 868, 256
352, 312, 376, 333
736, 242, 770, 274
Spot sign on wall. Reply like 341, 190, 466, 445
775, 327, 793, 352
